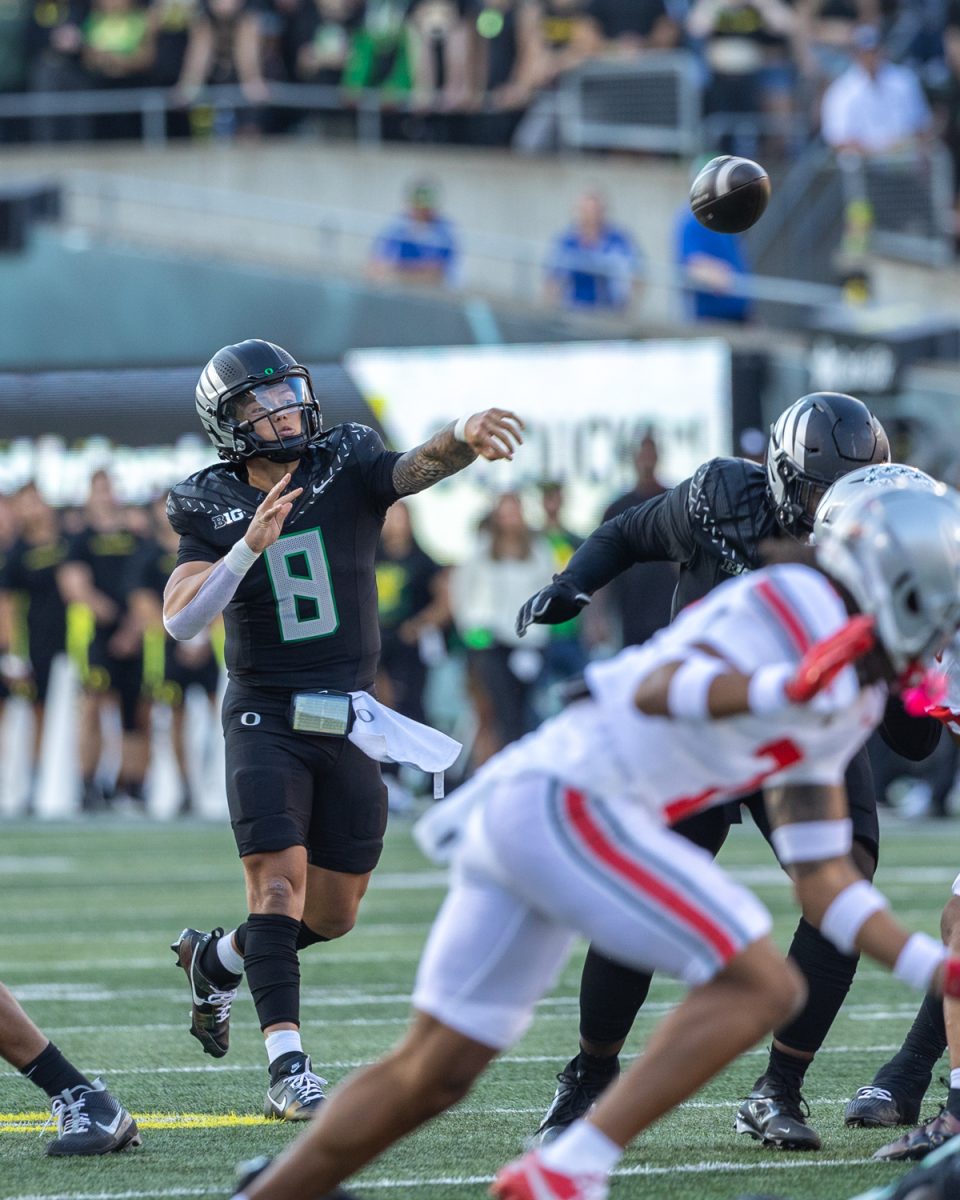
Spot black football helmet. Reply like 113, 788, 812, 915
765, 392, 890, 536
195, 339, 323, 464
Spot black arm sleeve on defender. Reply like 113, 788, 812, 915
561, 479, 695, 595
878, 694, 943, 761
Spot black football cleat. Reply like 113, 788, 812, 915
879, 1133, 960, 1199
846, 1085, 922, 1129
45, 1080, 141, 1156
873, 1109, 960, 1162
171, 926, 239, 1058
735, 1074, 821, 1150
264, 1055, 327, 1122
534, 1055, 620, 1145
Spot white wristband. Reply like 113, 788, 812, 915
771, 818, 853, 865
224, 538, 261, 577
453, 414, 471, 444
894, 933, 946, 993
747, 663, 794, 715
666, 655, 726, 720
820, 880, 889, 955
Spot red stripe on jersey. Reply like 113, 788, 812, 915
755, 578, 813, 655
561, 788, 737, 961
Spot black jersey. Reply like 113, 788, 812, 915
136, 540, 178, 600
562, 455, 940, 761
0, 535, 69, 656
65, 526, 146, 635
167, 424, 402, 692
566, 457, 775, 618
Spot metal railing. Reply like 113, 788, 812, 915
556, 53, 703, 156
54, 166, 855, 316
837, 145, 955, 267
0, 58, 708, 158
0, 82, 414, 147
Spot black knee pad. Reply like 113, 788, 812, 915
775, 916, 858, 1054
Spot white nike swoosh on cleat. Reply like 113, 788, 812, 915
95, 1111, 125, 1137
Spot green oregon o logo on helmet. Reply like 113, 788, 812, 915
264, 367, 274, 375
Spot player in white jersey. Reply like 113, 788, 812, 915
231, 481, 960, 1200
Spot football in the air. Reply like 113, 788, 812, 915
689, 156, 771, 234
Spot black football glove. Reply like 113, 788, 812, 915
515, 575, 590, 638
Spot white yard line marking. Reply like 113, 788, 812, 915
0, 1044, 907, 1080
1, 1158, 890, 1200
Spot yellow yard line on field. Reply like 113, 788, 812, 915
0, 1111, 271, 1131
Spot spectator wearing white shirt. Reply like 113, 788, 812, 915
820, 25, 932, 154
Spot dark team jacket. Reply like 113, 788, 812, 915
65, 526, 146, 638
0, 535, 69, 657
167, 424, 402, 693
562, 456, 940, 761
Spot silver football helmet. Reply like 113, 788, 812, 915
814, 483, 960, 677
813, 463, 939, 543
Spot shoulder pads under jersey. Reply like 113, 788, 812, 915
686, 456, 777, 571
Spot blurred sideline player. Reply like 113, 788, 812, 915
231, 480, 960, 1200
375, 500, 449, 812
0, 484, 69, 808
133, 495, 223, 816
163, 339, 522, 1120
514, 393, 942, 1151
0, 493, 19, 758
0, 980, 139, 1156
57, 470, 151, 813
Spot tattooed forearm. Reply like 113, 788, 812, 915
764, 783, 846, 828
392, 424, 477, 496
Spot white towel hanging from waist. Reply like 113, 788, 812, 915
348, 691, 462, 796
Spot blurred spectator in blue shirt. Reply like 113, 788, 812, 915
674, 204, 753, 324
545, 191, 643, 311
369, 178, 460, 286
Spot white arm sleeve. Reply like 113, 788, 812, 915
163, 559, 244, 642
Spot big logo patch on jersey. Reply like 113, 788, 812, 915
212, 508, 246, 530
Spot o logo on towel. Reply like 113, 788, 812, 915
355, 707, 374, 723
240, 712, 261, 727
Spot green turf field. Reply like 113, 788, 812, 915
0, 811, 956, 1200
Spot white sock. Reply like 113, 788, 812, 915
951, 1068, 960, 1091
217, 931, 244, 977
264, 1029, 303, 1066
539, 1119, 622, 1175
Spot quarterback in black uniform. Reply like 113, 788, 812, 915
516, 392, 941, 1151
163, 338, 522, 1121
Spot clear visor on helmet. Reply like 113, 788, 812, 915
223, 377, 311, 444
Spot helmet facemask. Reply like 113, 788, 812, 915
220, 374, 321, 464
767, 450, 831, 538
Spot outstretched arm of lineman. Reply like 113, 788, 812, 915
162, 474, 303, 640
516, 482, 693, 636
391, 409, 524, 496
